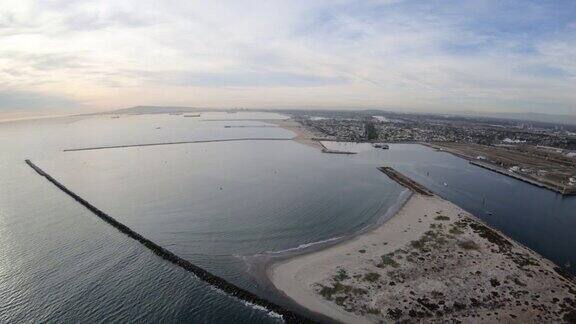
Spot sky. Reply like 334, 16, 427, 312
0, 0, 575, 117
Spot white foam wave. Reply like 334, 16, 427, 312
265, 236, 343, 255
241, 300, 284, 321
205, 284, 284, 321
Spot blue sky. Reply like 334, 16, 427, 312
0, 0, 574, 117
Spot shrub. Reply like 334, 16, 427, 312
363, 272, 381, 282
449, 226, 464, 235
458, 240, 480, 250
377, 254, 399, 268
333, 268, 349, 281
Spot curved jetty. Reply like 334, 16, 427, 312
25, 159, 312, 323
63, 138, 292, 152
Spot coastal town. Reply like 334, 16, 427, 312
277, 110, 576, 195
283, 110, 576, 149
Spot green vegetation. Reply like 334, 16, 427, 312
318, 282, 366, 301
352, 287, 367, 295
319, 282, 352, 300
333, 268, 349, 281
454, 220, 468, 228
513, 277, 526, 287
363, 272, 381, 282
514, 253, 540, 268
376, 254, 399, 268
434, 215, 450, 221
334, 296, 347, 306
458, 240, 480, 250
411, 239, 426, 250
366, 307, 380, 315
411, 230, 449, 251
449, 225, 464, 235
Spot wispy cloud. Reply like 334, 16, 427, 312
134, 70, 347, 87
0, 0, 574, 114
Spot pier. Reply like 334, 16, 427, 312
63, 138, 292, 152
24, 159, 311, 323
377, 166, 434, 196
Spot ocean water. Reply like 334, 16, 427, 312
1, 113, 574, 323
0, 113, 403, 323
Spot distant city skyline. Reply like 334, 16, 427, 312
1, 0, 575, 118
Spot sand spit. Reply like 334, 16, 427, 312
270, 194, 576, 323
268, 119, 328, 151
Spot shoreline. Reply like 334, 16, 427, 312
245, 189, 413, 322
266, 119, 329, 151
267, 192, 576, 323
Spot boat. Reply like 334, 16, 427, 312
373, 143, 389, 149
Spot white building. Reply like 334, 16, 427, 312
503, 138, 526, 144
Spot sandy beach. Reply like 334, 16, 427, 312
268, 119, 328, 151
270, 194, 576, 323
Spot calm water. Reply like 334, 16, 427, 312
1, 113, 574, 323
325, 141, 576, 271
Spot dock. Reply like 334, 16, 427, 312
24, 159, 310, 323
377, 166, 434, 196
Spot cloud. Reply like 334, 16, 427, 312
0, 0, 574, 114
135, 70, 347, 87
